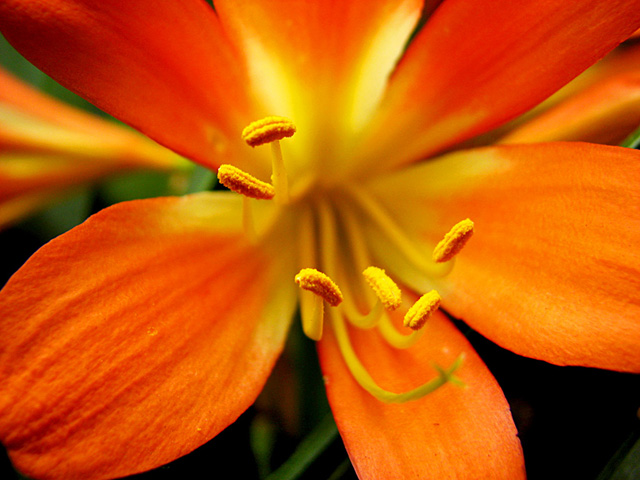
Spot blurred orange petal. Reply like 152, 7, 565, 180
0, 68, 188, 228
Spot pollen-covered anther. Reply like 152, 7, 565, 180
242, 116, 296, 147
362, 266, 402, 311
217, 164, 275, 200
404, 290, 441, 331
432, 218, 475, 263
295, 268, 343, 307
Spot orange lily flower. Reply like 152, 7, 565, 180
0, 67, 190, 229
1, 1, 640, 479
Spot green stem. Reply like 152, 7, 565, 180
265, 414, 339, 480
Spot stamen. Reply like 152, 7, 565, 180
241, 116, 296, 147
404, 290, 441, 330
317, 200, 383, 329
295, 206, 324, 340
362, 266, 402, 311
270, 140, 289, 204
242, 116, 295, 204
433, 219, 474, 263
217, 164, 275, 200
300, 290, 324, 341
295, 268, 343, 307
341, 298, 385, 329
378, 311, 426, 349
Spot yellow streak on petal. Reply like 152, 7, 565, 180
404, 290, 441, 330
217, 164, 275, 200
432, 218, 475, 263
362, 266, 402, 311
295, 268, 343, 307
241, 116, 296, 147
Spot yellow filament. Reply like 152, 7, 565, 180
404, 290, 441, 330
341, 295, 385, 329
317, 200, 381, 329
217, 164, 275, 200
242, 196, 257, 244
345, 186, 453, 278
316, 199, 465, 400
378, 311, 426, 349
362, 266, 402, 311
300, 292, 324, 341
319, 202, 389, 329
433, 218, 475, 263
296, 205, 324, 340
270, 140, 289, 204
241, 116, 296, 147
328, 307, 464, 403
295, 268, 343, 307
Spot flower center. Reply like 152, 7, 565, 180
219, 117, 475, 404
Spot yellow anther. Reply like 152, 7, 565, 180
295, 268, 343, 307
242, 116, 296, 147
404, 290, 441, 330
432, 218, 475, 263
217, 164, 275, 200
362, 266, 402, 311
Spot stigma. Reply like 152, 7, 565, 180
432, 219, 475, 263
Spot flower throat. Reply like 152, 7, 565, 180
218, 117, 474, 404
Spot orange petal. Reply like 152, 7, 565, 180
215, 0, 422, 170
0, 193, 297, 479
0, 0, 256, 168
500, 75, 640, 146
370, 142, 640, 372
459, 41, 640, 148
0, 156, 115, 229
318, 310, 525, 479
353, 0, 640, 174
0, 68, 187, 170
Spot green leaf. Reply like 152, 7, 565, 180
620, 124, 640, 149
326, 459, 352, 480
596, 430, 640, 480
185, 165, 217, 193
100, 171, 184, 204
22, 189, 93, 240
251, 414, 277, 479
265, 414, 339, 480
